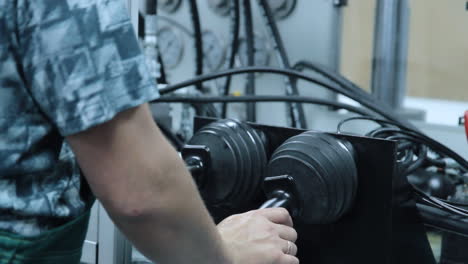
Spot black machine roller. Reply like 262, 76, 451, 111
182, 119, 268, 210
261, 131, 358, 224
182, 119, 358, 225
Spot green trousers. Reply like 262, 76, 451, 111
0, 211, 91, 264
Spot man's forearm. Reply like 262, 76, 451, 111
67, 105, 231, 264
109, 148, 231, 264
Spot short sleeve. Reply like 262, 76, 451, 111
16, 0, 159, 136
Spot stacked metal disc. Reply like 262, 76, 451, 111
188, 119, 268, 209
267, 131, 358, 224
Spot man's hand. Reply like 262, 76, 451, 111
218, 208, 299, 264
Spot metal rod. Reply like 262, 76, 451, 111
259, 190, 294, 213
371, 0, 410, 109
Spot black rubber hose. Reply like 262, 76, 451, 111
404, 146, 428, 175
153, 95, 373, 117
191, 103, 219, 117
159, 68, 468, 171
221, 0, 240, 118
257, 0, 307, 128
337, 116, 397, 134
417, 204, 468, 237
369, 128, 468, 172
187, 0, 220, 117
425, 157, 446, 168
188, 0, 204, 91
387, 135, 428, 176
243, 0, 256, 122
293, 60, 372, 100
157, 66, 416, 130
415, 189, 468, 216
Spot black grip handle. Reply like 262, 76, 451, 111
261, 175, 300, 218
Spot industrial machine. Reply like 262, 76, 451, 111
177, 117, 466, 263
183, 117, 394, 263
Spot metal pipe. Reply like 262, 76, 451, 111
371, 0, 410, 109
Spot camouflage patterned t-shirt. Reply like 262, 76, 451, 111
0, 0, 159, 237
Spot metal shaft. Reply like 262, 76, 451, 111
259, 190, 295, 214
